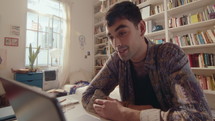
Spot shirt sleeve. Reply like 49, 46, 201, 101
140, 43, 212, 121
81, 53, 119, 113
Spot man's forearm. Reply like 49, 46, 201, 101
121, 107, 141, 121
122, 101, 153, 111
127, 104, 153, 111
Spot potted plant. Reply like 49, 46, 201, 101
29, 44, 40, 72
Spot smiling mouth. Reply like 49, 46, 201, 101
118, 48, 127, 54
116, 46, 128, 54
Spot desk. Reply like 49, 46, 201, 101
59, 94, 109, 121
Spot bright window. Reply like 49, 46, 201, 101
26, 0, 66, 67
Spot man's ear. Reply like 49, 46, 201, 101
139, 20, 146, 36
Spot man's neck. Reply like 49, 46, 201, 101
131, 38, 148, 63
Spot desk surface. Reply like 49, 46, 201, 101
59, 94, 109, 121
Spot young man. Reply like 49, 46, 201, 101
82, 1, 212, 121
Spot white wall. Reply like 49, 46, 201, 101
69, 0, 95, 82
0, 0, 27, 78
0, 0, 95, 81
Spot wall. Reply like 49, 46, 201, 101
0, 0, 27, 78
0, 0, 95, 93
69, 0, 95, 83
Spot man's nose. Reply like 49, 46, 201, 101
114, 37, 122, 48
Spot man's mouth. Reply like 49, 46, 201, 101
116, 46, 128, 54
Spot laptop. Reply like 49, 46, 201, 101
0, 76, 66, 121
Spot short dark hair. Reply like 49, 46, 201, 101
105, 1, 142, 27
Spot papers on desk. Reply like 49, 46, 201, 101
57, 95, 79, 108
0, 106, 16, 120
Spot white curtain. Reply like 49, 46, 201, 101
58, 0, 73, 88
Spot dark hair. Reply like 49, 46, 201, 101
105, 1, 142, 27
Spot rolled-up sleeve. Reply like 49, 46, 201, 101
82, 53, 119, 113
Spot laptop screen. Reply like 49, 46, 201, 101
0, 76, 66, 121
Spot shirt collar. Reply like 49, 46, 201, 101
143, 39, 157, 70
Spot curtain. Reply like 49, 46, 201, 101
57, 0, 73, 88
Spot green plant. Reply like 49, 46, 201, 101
29, 44, 40, 71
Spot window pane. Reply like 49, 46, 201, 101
28, 0, 39, 11
25, 48, 30, 66
27, 12, 38, 30
53, 17, 61, 33
37, 49, 48, 66
38, 0, 60, 17
26, 0, 65, 67
53, 33, 59, 48
44, 27, 53, 48
39, 15, 50, 32
38, 32, 48, 49
26, 30, 37, 48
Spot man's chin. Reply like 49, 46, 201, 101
118, 55, 130, 61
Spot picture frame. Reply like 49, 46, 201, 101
10, 25, 20, 36
4, 37, 19, 47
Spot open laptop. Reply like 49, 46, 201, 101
0, 76, 66, 121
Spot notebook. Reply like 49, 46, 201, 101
0, 76, 66, 121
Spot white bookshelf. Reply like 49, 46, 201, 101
168, 19, 215, 33
167, 0, 212, 16
145, 30, 165, 38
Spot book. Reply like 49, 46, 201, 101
207, 29, 215, 42
190, 14, 199, 24
140, 5, 150, 19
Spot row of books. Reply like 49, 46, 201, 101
151, 38, 165, 44
95, 57, 108, 66
95, 37, 108, 45
188, 53, 215, 68
167, 0, 198, 10
151, 4, 164, 15
170, 29, 215, 47
195, 74, 215, 91
131, 0, 147, 5
168, 5, 215, 28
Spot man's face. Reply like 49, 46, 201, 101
107, 19, 143, 61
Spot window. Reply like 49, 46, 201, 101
26, 0, 66, 67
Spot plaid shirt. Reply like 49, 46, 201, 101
82, 40, 212, 121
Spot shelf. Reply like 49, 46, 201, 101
145, 29, 165, 38
191, 67, 215, 75
95, 66, 103, 68
204, 90, 215, 95
168, 19, 215, 33
137, 0, 163, 8
167, 0, 214, 16
95, 42, 107, 47
94, 31, 106, 38
181, 43, 215, 50
191, 67, 215, 71
143, 12, 164, 21
95, 54, 108, 58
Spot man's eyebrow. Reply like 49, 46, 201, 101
115, 24, 127, 32
107, 24, 128, 37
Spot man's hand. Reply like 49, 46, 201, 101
93, 98, 124, 121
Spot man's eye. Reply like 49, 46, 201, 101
119, 32, 126, 37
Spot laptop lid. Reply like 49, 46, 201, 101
0, 76, 66, 121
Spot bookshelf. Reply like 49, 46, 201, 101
137, 0, 215, 98
93, 0, 215, 95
